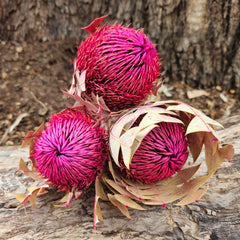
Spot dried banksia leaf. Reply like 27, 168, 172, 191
99, 100, 234, 219
71, 16, 161, 111
15, 107, 108, 210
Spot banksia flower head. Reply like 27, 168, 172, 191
15, 107, 108, 210
73, 15, 161, 111
94, 100, 234, 221
33, 107, 107, 192
119, 122, 188, 183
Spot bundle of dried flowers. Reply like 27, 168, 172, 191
14, 16, 234, 229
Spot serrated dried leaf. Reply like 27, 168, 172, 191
18, 158, 40, 180
95, 176, 108, 201
19, 158, 31, 173
14, 193, 26, 203
27, 188, 40, 210
141, 186, 187, 205
114, 194, 146, 210
219, 144, 234, 163
126, 183, 174, 200
175, 186, 209, 206
186, 116, 218, 137
131, 124, 158, 161
151, 100, 178, 107
108, 194, 131, 219
27, 186, 41, 193
14, 186, 46, 213
120, 127, 140, 169
105, 179, 137, 199
187, 132, 205, 161
167, 103, 199, 115
109, 113, 138, 166
139, 112, 183, 129
62, 90, 99, 113
93, 195, 104, 229
159, 164, 201, 186
142, 105, 177, 115
21, 123, 44, 148
21, 131, 34, 148
54, 192, 74, 207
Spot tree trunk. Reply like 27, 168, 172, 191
0, 115, 239, 240
1, 0, 239, 92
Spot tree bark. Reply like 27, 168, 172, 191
1, 0, 239, 92
0, 115, 239, 240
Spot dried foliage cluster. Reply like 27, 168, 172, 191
14, 16, 234, 228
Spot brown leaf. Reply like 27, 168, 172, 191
18, 158, 40, 180
108, 194, 131, 219
187, 132, 205, 161
105, 179, 137, 199
114, 194, 146, 210
93, 195, 104, 229
95, 176, 108, 201
175, 186, 209, 206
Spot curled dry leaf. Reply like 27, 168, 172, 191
14, 184, 49, 214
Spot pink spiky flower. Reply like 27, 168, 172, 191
33, 107, 107, 192
74, 16, 161, 111
119, 122, 188, 183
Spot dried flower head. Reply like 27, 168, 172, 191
94, 100, 234, 223
33, 107, 107, 192
74, 16, 161, 111
119, 122, 188, 183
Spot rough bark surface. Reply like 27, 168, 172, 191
0, 115, 239, 240
1, 0, 240, 92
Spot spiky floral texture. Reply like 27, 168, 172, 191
119, 122, 188, 183
75, 20, 161, 111
33, 107, 107, 192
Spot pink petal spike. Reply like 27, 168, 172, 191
82, 15, 108, 34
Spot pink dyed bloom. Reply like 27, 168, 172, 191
119, 122, 188, 183
75, 23, 161, 111
33, 108, 107, 191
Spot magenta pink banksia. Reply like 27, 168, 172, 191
15, 107, 108, 211
73, 16, 161, 111
119, 122, 188, 183
32, 107, 107, 192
